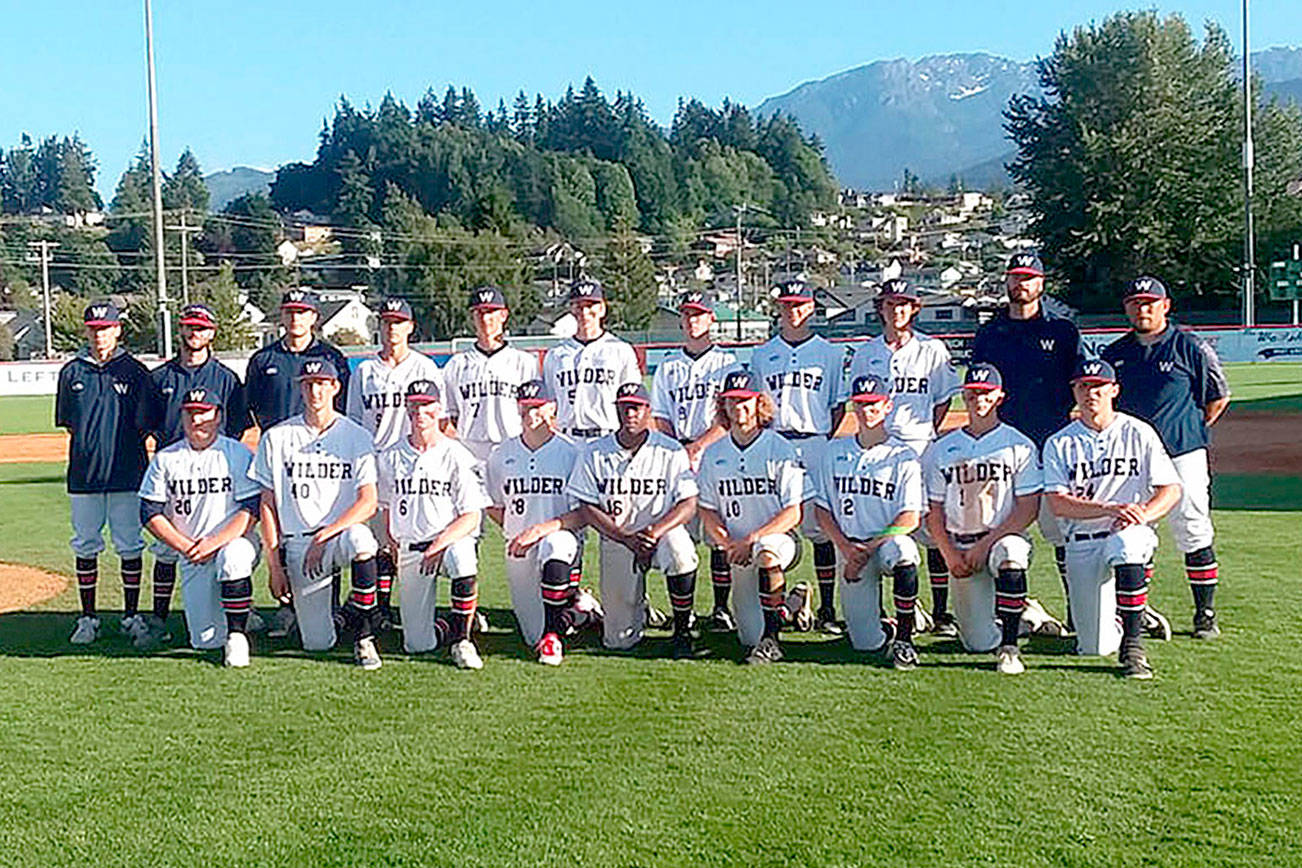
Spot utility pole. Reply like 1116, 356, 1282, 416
26, 240, 57, 358
144, 0, 172, 357
734, 206, 743, 340
1242, 0, 1256, 328
1294, 242, 1300, 326
165, 211, 203, 305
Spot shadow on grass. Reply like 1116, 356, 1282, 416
0, 473, 64, 486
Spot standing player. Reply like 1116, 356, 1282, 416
484, 380, 587, 665
245, 289, 350, 638
1102, 277, 1230, 639
650, 290, 740, 631
847, 278, 959, 636
566, 383, 699, 657
697, 370, 812, 664
138, 388, 261, 667
376, 380, 492, 669
1043, 360, 1182, 679
441, 286, 540, 467
56, 302, 151, 644
922, 364, 1042, 675
137, 302, 252, 645
346, 297, 444, 629
811, 375, 925, 670
971, 252, 1082, 626
250, 360, 383, 670
748, 280, 847, 634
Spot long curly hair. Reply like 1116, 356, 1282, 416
714, 391, 776, 431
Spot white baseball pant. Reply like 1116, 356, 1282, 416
1036, 496, 1066, 547
282, 525, 378, 651
732, 533, 800, 648
790, 438, 830, 545
69, 492, 143, 558
1170, 449, 1214, 553
396, 537, 479, 653
599, 525, 699, 650
949, 534, 1032, 653
1065, 524, 1158, 657
504, 530, 580, 647
841, 535, 921, 652
176, 534, 261, 650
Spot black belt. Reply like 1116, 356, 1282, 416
1072, 531, 1111, 542
567, 426, 606, 439
953, 531, 989, 545
408, 540, 435, 553
778, 431, 821, 440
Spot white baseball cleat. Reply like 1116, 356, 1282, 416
783, 583, 814, 632
119, 613, 143, 636
354, 636, 382, 671
450, 639, 483, 670
568, 587, 604, 633
245, 609, 267, 633
474, 611, 490, 634
537, 632, 564, 667
70, 615, 99, 645
224, 632, 250, 668
996, 645, 1025, 675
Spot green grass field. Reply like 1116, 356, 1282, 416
0, 364, 1299, 866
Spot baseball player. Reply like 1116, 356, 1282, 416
566, 383, 699, 657
1101, 277, 1230, 640
250, 359, 383, 670
1043, 359, 1182, 679
137, 302, 253, 646
748, 280, 847, 634
922, 364, 1042, 675
811, 375, 925, 670
375, 380, 492, 669
441, 286, 541, 467
971, 252, 1083, 626
346, 297, 444, 630
138, 388, 261, 667
847, 278, 959, 637
484, 380, 587, 665
56, 301, 150, 645
697, 370, 813, 665
650, 290, 741, 631
245, 288, 351, 638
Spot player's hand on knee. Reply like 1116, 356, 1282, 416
509, 524, 545, 557
268, 558, 290, 600
188, 535, 220, 564
305, 540, 328, 578
420, 548, 445, 575
725, 538, 751, 566
1111, 503, 1147, 529
633, 530, 659, 558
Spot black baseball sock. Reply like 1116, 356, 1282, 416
995, 567, 1028, 647
710, 548, 731, 611
152, 561, 177, 619
666, 571, 696, 635
75, 556, 98, 616
449, 576, 478, 642
1185, 547, 1218, 616
893, 563, 919, 643
541, 559, 574, 637
926, 547, 949, 617
1115, 564, 1148, 643
376, 550, 396, 612
1054, 546, 1072, 628
759, 566, 786, 638
121, 556, 143, 618
814, 540, 836, 615
346, 557, 379, 639
220, 577, 253, 634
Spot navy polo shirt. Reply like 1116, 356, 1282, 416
140, 355, 251, 446
971, 308, 1083, 447
1101, 325, 1228, 457
244, 338, 350, 430
55, 350, 151, 494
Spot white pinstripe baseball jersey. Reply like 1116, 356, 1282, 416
749, 334, 847, 435
923, 423, 1042, 536
696, 428, 805, 539
484, 433, 580, 540
650, 345, 740, 441
376, 438, 492, 542
542, 332, 641, 437
847, 332, 959, 453
346, 350, 445, 451
566, 431, 697, 533
812, 437, 924, 539
441, 343, 540, 447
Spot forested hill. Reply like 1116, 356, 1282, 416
269, 78, 839, 236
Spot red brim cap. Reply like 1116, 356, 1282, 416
1073, 375, 1113, 385
179, 316, 215, 328
1124, 294, 1164, 302
776, 295, 814, 303
615, 396, 651, 405
962, 382, 1001, 392
719, 387, 760, 398
471, 303, 508, 311
517, 396, 548, 406
281, 302, 315, 311
406, 394, 439, 405
85, 320, 118, 328
680, 303, 712, 314
181, 400, 218, 410
380, 312, 412, 320
850, 392, 889, 403
1006, 267, 1043, 276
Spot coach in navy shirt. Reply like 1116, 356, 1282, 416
55, 301, 150, 645
1102, 276, 1230, 640
244, 289, 350, 431
140, 303, 249, 446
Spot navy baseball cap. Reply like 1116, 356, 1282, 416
469, 286, 508, 311
719, 370, 764, 398
83, 301, 121, 327
614, 382, 651, 405
568, 280, 605, 303
297, 359, 339, 381
1123, 276, 1169, 302
878, 278, 919, 302
516, 379, 549, 406
774, 281, 815, 303
963, 363, 1004, 392
379, 298, 413, 320
849, 375, 890, 403
280, 289, 319, 312
679, 291, 713, 314
1071, 359, 1116, 385
1006, 252, 1045, 276
180, 387, 222, 410
405, 379, 441, 405
178, 303, 217, 329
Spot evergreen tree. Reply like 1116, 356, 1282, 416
163, 148, 209, 213
0, 135, 38, 214
600, 217, 658, 329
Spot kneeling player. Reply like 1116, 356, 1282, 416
485, 381, 586, 665
138, 388, 261, 667
923, 364, 1042, 675
1044, 360, 1182, 679
251, 360, 384, 670
811, 376, 924, 670
377, 380, 491, 669
567, 383, 699, 657
697, 371, 811, 665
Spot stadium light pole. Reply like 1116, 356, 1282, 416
1242, 0, 1256, 328
144, 0, 172, 357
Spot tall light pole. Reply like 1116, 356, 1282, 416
145, 0, 172, 356
1242, 0, 1256, 328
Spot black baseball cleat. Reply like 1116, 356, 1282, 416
815, 608, 844, 636
373, 607, 397, 633
670, 632, 694, 660
744, 636, 784, 665
708, 606, 737, 632
1120, 641, 1153, 680
891, 640, 919, 671
1193, 610, 1221, 640
878, 616, 898, 647
931, 612, 959, 639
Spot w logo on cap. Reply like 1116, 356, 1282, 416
186, 389, 206, 403
477, 290, 495, 304
575, 283, 594, 296
302, 361, 325, 375
1134, 278, 1157, 294
384, 300, 403, 312
92, 306, 108, 319
970, 368, 990, 382
1082, 361, 1103, 376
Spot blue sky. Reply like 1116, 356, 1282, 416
3, 1, 1298, 199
